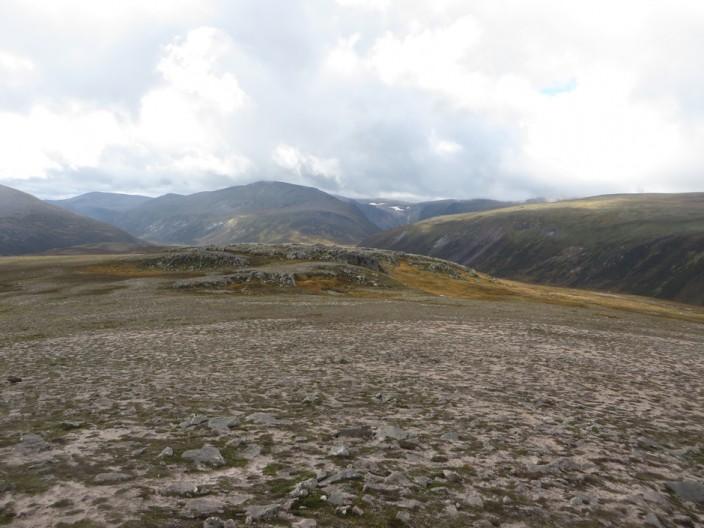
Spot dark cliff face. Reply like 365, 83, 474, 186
362, 193, 704, 305
0, 184, 140, 255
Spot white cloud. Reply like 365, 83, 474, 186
4, 0, 213, 44
156, 27, 248, 115
330, 1, 704, 196
324, 34, 363, 77
2, 1, 704, 200
335, 0, 390, 11
273, 144, 344, 188
0, 26, 251, 190
0, 51, 34, 73
0, 103, 126, 180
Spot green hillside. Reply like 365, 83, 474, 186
362, 193, 704, 305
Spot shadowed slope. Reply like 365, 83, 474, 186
0, 184, 141, 255
47, 192, 151, 224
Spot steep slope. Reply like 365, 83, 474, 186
47, 192, 151, 224
362, 193, 704, 305
115, 181, 380, 245
0, 184, 141, 255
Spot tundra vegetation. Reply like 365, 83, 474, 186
1, 245, 703, 527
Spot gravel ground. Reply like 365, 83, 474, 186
1, 253, 703, 528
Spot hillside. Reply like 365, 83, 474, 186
0, 184, 141, 255
348, 197, 514, 230
114, 181, 380, 246
47, 192, 151, 224
362, 193, 704, 305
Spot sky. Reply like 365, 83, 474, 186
1, 0, 703, 201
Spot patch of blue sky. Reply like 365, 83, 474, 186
540, 78, 577, 96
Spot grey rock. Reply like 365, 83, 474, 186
297, 477, 318, 489
445, 503, 459, 517
59, 421, 83, 430
185, 498, 225, 517
208, 416, 239, 432
352, 506, 364, 516
442, 470, 461, 482
441, 432, 460, 442
16, 433, 51, 452
395, 511, 411, 525
292, 519, 317, 528
474, 521, 493, 528
329, 445, 350, 457
228, 494, 254, 506
203, 517, 224, 528
7, 375, 22, 383
415, 476, 431, 488
226, 437, 247, 447
644, 513, 665, 528
182, 444, 226, 466
223, 521, 237, 528
665, 480, 704, 505
377, 425, 411, 441
397, 498, 422, 510
241, 444, 262, 459
319, 469, 361, 486
355, 459, 380, 472
162, 481, 204, 496
502, 495, 512, 505
465, 494, 484, 508
181, 415, 209, 428
246, 412, 291, 426
384, 471, 412, 487
94, 472, 131, 484
328, 489, 355, 506
94, 396, 115, 408
158, 447, 174, 458
290, 478, 318, 498
301, 394, 318, 404
244, 503, 279, 521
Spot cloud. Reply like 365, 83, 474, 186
134, 26, 251, 180
0, 25, 251, 194
272, 144, 344, 190
1, 0, 703, 201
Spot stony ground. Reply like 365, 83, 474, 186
1, 250, 703, 527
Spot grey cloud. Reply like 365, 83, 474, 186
1, 1, 703, 201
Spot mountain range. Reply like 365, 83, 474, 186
47, 181, 515, 245
2, 181, 703, 305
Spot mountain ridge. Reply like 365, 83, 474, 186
0, 184, 141, 255
361, 192, 704, 305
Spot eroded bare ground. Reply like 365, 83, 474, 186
1, 252, 704, 528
